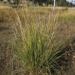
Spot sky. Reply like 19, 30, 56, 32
66, 0, 75, 4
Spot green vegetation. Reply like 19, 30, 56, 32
13, 9, 63, 75
12, 8, 75, 75
0, 8, 75, 75
0, 0, 74, 7
61, 11, 75, 21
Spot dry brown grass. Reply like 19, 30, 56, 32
0, 8, 16, 22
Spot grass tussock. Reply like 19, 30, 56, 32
11, 9, 73, 75
0, 8, 75, 75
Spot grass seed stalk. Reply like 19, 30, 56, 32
12, 9, 70, 75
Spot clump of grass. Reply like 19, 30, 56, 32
61, 10, 75, 21
0, 8, 16, 22
12, 9, 72, 75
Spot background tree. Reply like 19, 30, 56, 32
16, 0, 20, 5
10, 0, 74, 7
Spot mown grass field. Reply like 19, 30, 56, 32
0, 6, 75, 75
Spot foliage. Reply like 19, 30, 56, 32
11, 9, 73, 75
29, 0, 74, 6
10, 0, 74, 6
